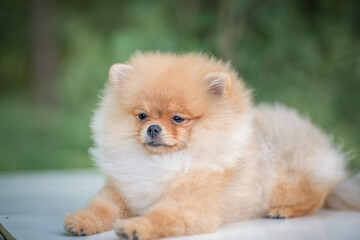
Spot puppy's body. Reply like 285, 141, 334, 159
64, 53, 355, 239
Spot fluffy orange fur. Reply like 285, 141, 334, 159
64, 52, 349, 239
64, 185, 133, 235
268, 177, 329, 218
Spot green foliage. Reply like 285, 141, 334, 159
0, 0, 359, 172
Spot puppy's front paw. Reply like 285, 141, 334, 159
64, 210, 111, 236
114, 217, 152, 240
266, 207, 289, 219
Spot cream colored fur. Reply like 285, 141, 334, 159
64, 52, 356, 239
326, 173, 360, 211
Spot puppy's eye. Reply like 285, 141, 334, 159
138, 113, 147, 120
173, 115, 184, 123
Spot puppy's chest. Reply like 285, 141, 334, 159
113, 172, 164, 215
106, 157, 191, 215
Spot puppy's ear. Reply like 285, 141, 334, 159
205, 72, 231, 97
109, 64, 133, 86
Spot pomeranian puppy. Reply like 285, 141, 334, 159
64, 52, 360, 239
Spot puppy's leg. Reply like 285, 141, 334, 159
267, 178, 329, 219
64, 185, 132, 236
114, 171, 224, 240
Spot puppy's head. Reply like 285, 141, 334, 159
103, 52, 251, 154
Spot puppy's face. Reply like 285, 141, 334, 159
105, 53, 248, 155
132, 102, 195, 154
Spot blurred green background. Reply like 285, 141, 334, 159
0, 0, 359, 172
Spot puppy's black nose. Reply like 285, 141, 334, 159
147, 125, 162, 138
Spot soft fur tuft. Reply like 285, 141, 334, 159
325, 173, 360, 211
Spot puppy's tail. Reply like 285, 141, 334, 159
325, 173, 360, 211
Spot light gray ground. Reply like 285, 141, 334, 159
0, 170, 359, 240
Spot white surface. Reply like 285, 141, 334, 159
0, 170, 360, 240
